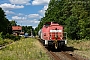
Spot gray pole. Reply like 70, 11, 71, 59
31, 29, 33, 37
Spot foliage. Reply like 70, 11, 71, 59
0, 32, 3, 41
5, 34, 21, 41
0, 33, 20, 46
22, 26, 35, 36
0, 33, 14, 46
10, 20, 17, 26
36, 0, 90, 39
2, 33, 21, 41
0, 7, 12, 35
65, 16, 79, 39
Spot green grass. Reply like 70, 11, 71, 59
0, 39, 14, 46
67, 39, 90, 60
0, 38, 51, 60
67, 39, 90, 51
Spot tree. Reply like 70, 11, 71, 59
0, 7, 12, 34
65, 16, 79, 39
10, 20, 17, 26
22, 26, 35, 36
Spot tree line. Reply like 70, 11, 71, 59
35, 0, 90, 40
22, 26, 35, 36
0, 7, 12, 35
0, 7, 35, 37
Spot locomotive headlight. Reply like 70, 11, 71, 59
55, 33, 58, 39
61, 37, 62, 39
60, 35, 62, 38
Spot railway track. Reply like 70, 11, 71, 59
48, 51, 78, 60
57, 51, 77, 60
36, 37, 88, 60
0, 42, 14, 50
49, 51, 61, 60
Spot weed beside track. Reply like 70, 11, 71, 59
0, 38, 51, 60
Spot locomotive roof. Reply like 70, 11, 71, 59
44, 22, 59, 26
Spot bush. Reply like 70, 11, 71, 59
4, 33, 21, 41
11, 36, 21, 41
0, 40, 4, 46
0, 32, 21, 46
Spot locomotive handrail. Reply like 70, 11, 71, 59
63, 32, 67, 40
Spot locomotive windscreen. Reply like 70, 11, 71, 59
44, 22, 51, 27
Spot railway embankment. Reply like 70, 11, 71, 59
67, 39, 90, 60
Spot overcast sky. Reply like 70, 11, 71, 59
0, 0, 50, 28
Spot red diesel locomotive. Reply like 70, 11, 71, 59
38, 22, 67, 49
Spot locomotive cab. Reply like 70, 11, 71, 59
39, 22, 67, 49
